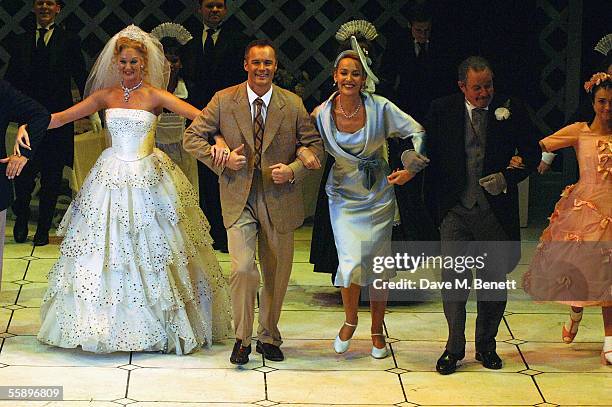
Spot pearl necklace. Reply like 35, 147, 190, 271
338, 96, 362, 119
121, 79, 143, 102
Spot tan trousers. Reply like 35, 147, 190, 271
0, 209, 6, 291
227, 173, 294, 346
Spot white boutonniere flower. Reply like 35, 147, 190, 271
494, 99, 511, 121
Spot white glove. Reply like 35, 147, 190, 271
89, 112, 102, 133
541, 151, 556, 165
479, 172, 507, 196
401, 149, 430, 173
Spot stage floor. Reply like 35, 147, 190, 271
0, 224, 609, 406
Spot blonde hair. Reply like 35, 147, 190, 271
113, 37, 149, 79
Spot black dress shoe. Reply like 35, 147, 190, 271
229, 340, 251, 365
256, 340, 284, 361
436, 350, 463, 375
13, 219, 28, 243
33, 230, 49, 246
475, 350, 502, 369
212, 242, 229, 253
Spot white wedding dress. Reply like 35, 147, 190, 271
38, 108, 232, 354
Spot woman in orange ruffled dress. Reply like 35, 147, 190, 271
524, 72, 612, 365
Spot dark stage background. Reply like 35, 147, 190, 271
0, 0, 609, 151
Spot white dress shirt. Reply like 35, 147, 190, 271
202, 24, 221, 46
246, 83, 273, 123
36, 23, 55, 46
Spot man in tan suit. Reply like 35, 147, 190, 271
184, 39, 323, 365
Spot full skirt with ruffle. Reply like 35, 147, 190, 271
523, 182, 612, 307
37, 147, 232, 354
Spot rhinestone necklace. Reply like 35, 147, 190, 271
338, 96, 362, 119
121, 79, 143, 102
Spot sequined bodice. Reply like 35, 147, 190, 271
106, 108, 157, 161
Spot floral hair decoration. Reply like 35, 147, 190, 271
584, 72, 612, 93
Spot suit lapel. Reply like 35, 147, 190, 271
21, 31, 36, 68
484, 96, 502, 164
261, 88, 285, 154
213, 28, 230, 63
47, 27, 62, 68
451, 95, 467, 154
232, 83, 255, 151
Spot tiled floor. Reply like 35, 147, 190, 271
0, 223, 610, 406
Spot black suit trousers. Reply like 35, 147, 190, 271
12, 137, 65, 232
439, 204, 509, 356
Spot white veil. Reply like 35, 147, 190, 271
84, 25, 170, 97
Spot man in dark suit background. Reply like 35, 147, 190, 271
425, 56, 539, 374
181, 0, 251, 253
0, 80, 49, 289
379, 6, 454, 242
3, 0, 88, 246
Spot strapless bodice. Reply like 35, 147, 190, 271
105, 108, 158, 161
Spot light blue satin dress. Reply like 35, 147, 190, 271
312, 92, 426, 287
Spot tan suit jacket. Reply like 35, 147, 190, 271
184, 82, 323, 234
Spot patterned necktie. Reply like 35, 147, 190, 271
472, 108, 487, 139
204, 28, 215, 56
37, 27, 48, 49
253, 98, 264, 169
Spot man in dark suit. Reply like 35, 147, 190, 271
424, 56, 539, 374
181, 0, 251, 253
379, 7, 454, 242
3, 0, 88, 246
0, 80, 49, 289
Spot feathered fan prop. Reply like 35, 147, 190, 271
151, 22, 193, 45
335, 20, 378, 42
594, 34, 612, 56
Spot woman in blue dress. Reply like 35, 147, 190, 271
309, 35, 426, 358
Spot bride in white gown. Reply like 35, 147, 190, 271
17, 25, 232, 354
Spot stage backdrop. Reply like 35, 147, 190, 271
0, 0, 601, 135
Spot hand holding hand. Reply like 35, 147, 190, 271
401, 150, 430, 173
507, 155, 525, 169
0, 155, 28, 179
225, 144, 247, 171
211, 136, 230, 167
269, 163, 295, 184
13, 125, 31, 156
478, 172, 507, 196
387, 169, 415, 185
537, 160, 551, 174
296, 146, 321, 170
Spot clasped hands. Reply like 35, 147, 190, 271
2, 124, 31, 179
478, 153, 536, 195
0, 154, 28, 179
386, 150, 430, 186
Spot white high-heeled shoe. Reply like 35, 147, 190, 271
602, 336, 612, 365
370, 333, 389, 359
333, 321, 357, 354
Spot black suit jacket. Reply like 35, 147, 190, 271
181, 23, 251, 109
379, 33, 456, 124
424, 93, 540, 241
0, 80, 50, 210
4, 25, 87, 166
